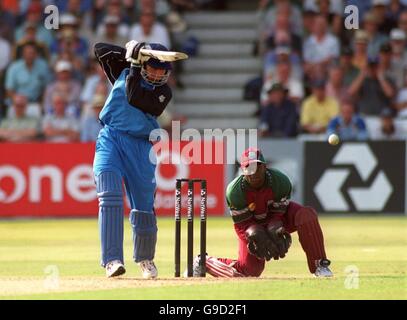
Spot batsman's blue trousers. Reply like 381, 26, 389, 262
93, 125, 157, 266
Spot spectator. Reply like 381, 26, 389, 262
396, 74, 407, 117
5, 42, 50, 116
304, 0, 344, 17
58, 0, 94, 49
370, 108, 404, 139
264, 12, 302, 54
326, 101, 369, 141
43, 60, 82, 117
386, 0, 407, 20
339, 47, 360, 86
129, 11, 171, 49
81, 94, 104, 142
303, 15, 340, 79
300, 79, 339, 134
363, 11, 389, 58
95, 0, 131, 38
389, 28, 407, 88
93, 15, 127, 49
136, 0, 171, 22
0, 35, 11, 76
0, 95, 40, 142
301, 9, 317, 38
263, 45, 303, 81
165, 11, 188, 52
0, 1, 16, 42
397, 9, 407, 39
325, 64, 349, 103
305, 0, 343, 35
372, 0, 397, 33
259, 83, 298, 137
14, 2, 54, 48
349, 56, 396, 116
386, 0, 405, 25
261, 60, 304, 105
352, 30, 369, 70
80, 59, 112, 108
42, 93, 80, 142
258, 0, 303, 40
378, 42, 398, 85
14, 22, 49, 59
50, 14, 89, 69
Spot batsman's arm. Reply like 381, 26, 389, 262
94, 42, 130, 85
125, 68, 172, 117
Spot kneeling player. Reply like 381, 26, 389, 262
194, 148, 333, 278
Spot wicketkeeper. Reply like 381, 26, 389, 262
195, 147, 333, 278
93, 40, 174, 278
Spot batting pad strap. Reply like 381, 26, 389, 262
97, 191, 123, 207
95, 171, 122, 193
129, 210, 158, 262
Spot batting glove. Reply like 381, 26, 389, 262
125, 41, 146, 66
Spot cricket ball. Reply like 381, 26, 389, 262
328, 134, 340, 146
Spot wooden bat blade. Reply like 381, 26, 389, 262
139, 49, 189, 62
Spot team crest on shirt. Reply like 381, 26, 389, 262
159, 95, 166, 103
248, 202, 256, 212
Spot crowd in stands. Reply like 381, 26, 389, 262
256, 0, 407, 140
2, 0, 407, 143
0, 0, 218, 142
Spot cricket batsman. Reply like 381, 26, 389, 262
93, 40, 174, 278
195, 147, 333, 278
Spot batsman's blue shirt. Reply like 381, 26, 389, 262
99, 69, 160, 138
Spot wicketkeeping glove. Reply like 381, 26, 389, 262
245, 225, 280, 261
266, 221, 292, 260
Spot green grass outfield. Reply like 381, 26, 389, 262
0, 216, 406, 300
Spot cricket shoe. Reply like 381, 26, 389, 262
314, 259, 333, 278
105, 260, 126, 278
139, 260, 158, 279
193, 254, 207, 277
182, 254, 207, 277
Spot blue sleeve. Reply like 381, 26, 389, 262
356, 117, 369, 140
5, 63, 16, 91
326, 118, 338, 136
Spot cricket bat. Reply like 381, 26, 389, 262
129, 49, 188, 65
